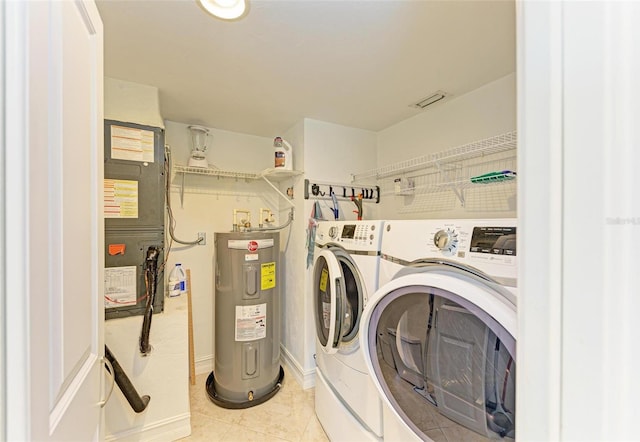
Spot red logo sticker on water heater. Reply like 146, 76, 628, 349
248, 241, 259, 252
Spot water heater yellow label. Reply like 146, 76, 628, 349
261, 262, 276, 290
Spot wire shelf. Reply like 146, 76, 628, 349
173, 164, 259, 180
394, 181, 517, 214
352, 131, 517, 208
352, 131, 517, 182
173, 165, 303, 181
172, 164, 302, 208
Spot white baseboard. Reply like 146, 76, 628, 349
195, 355, 213, 376
105, 412, 190, 442
280, 344, 316, 390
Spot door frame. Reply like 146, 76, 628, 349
0, 0, 6, 438
3, 2, 31, 438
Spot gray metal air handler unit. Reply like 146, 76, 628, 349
206, 232, 284, 408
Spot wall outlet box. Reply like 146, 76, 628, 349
394, 177, 415, 196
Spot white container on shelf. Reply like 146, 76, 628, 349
274, 137, 293, 171
168, 263, 187, 297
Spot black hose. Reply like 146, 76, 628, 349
139, 246, 160, 355
105, 345, 150, 413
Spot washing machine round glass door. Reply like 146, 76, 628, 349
361, 269, 516, 441
313, 248, 364, 354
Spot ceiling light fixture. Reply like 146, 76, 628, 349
411, 91, 448, 109
197, 0, 246, 20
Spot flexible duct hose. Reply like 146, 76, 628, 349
105, 345, 150, 413
139, 246, 160, 355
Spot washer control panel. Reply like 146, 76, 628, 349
339, 223, 379, 245
315, 221, 383, 251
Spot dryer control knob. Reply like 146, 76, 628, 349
434, 228, 459, 253
328, 226, 338, 239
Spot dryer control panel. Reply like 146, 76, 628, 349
425, 222, 516, 272
381, 219, 517, 283
469, 226, 516, 256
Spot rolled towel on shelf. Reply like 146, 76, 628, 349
470, 170, 517, 184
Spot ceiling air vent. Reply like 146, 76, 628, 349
411, 91, 448, 109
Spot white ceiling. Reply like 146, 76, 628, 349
96, 0, 515, 138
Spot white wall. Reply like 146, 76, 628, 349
163, 120, 276, 372
278, 120, 308, 384
105, 77, 164, 129
279, 119, 377, 386
105, 297, 190, 441
376, 73, 517, 220
304, 119, 379, 221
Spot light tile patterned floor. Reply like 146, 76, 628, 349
179, 367, 329, 442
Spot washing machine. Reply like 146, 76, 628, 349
313, 220, 384, 441
361, 219, 517, 442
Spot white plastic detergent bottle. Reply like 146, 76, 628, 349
274, 137, 293, 171
168, 263, 187, 297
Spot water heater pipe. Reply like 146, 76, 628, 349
233, 209, 251, 231
259, 208, 275, 227
247, 208, 294, 232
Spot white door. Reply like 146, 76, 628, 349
518, 2, 640, 440
3, 1, 106, 440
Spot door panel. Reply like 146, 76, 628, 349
4, 1, 105, 440
50, 0, 97, 403
49, 2, 105, 438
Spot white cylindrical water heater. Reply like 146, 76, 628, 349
206, 231, 284, 408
